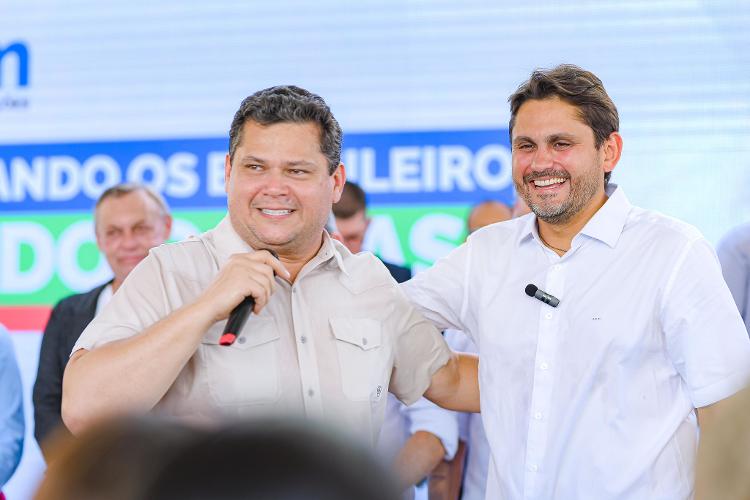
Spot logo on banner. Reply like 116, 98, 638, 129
0, 40, 30, 111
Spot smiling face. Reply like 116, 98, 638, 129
511, 97, 619, 226
95, 190, 172, 289
225, 120, 345, 259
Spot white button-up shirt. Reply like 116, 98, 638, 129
403, 185, 750, 499
75, 216, 451, 445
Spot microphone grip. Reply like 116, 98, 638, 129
219, 248, 278, 346
220, 296, 256, 346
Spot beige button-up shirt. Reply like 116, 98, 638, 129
74, 216, 451, 444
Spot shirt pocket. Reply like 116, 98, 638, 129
329, 317, 386, 402
199, 317, 281, 406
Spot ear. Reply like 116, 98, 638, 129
331, 163, 346, 203
94, 223, 104, 251
224, 154, 232, 194
163, 214, 174, 241
602, 132, 623, 175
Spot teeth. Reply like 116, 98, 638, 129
533, 177, 566, 187
261, 209, 292, 215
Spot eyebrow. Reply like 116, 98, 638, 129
512, 133, 578, 145
236, 155, 317, 168
512, 135, 535, 145
547, 133, 577, 143
237, 155, 266, 164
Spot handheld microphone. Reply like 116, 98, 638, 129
525, 284, 560, 308
219, 249, 279, 346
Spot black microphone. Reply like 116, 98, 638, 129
525, 284, 560, 308
219, 249, 279, 346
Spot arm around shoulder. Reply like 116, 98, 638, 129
424, 352, 480, 413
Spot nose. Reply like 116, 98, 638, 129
531, 145, 554, 170
119, 229, 139, 250
260, 168, 290, 196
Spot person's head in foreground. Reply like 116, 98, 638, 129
36, 416, 400, 500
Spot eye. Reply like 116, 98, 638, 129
515, 143, 534, 151
245, 164, 263, 171
553, 141, 572, 149
133, 224, 152, 235
288, 168, 309, 176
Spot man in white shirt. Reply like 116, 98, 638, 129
62, 86, 479, 444
403, 64, 750, 499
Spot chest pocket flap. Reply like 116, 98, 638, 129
201, 317, 279, 350
329, 317, 382, 350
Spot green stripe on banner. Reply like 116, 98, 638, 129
0, 204, 471, 307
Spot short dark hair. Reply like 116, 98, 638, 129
508, 64, 619, 184
332, 181, 367, 219
228, 85, 342, 174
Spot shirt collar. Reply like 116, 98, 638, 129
211, 216, 254, 264
210, 216, 349, 276
318, 231, 350, 276
515, 184, 631, 249
578, 184, 631, 248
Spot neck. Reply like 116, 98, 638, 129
537, 191, 608, 255
275, 233, 326, 283
111, 279, 122, 294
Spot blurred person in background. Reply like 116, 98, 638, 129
333, 180, 459, 498
35, 416, 402, 500
0, 323, 24, 494
466, 200, 511, 234
61, 86, 478, 447
717, 222, 750, 334
333, 180, 411, 281
33, 183, 172, 460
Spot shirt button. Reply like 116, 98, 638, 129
553, 264, 562, 271
307, 389, 314, 397
237, 337, 246, 344
540, 362, 548, 370
300, 336, 307, 344
528, 464, 538, 472
362, 337, 368, 346
545, 312, 552, 319
534, 412, 543, 420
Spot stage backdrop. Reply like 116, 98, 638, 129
1, 1, 749, 498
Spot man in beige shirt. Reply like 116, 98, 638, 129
62, 86, 479, 444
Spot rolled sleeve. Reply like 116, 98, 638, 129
388, 288, 452, 406
662, 238, 750, 408
73, 251, 169, 354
